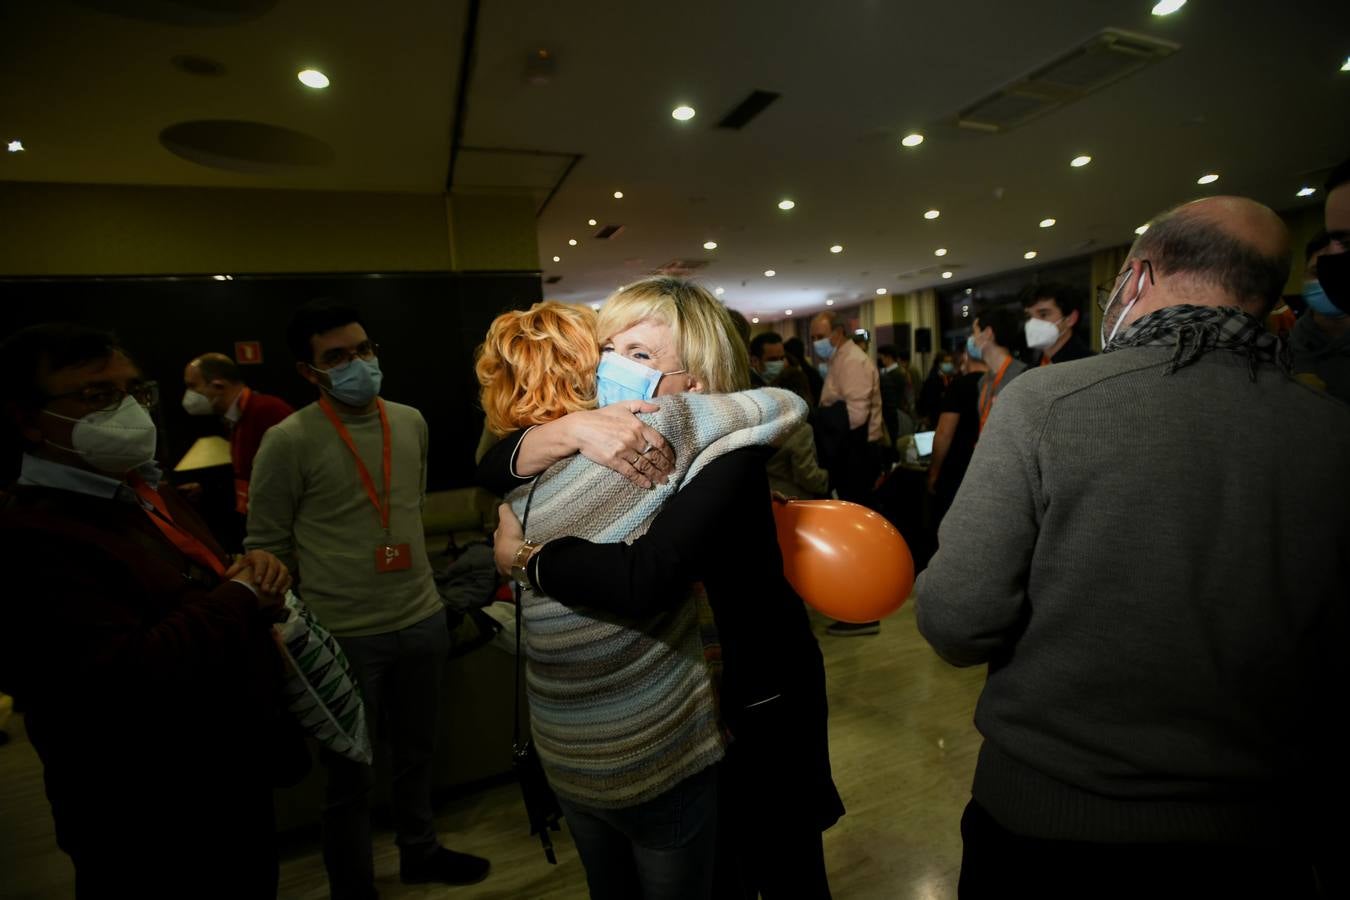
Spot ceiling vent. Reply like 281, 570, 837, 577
593, 224, 625, 240
654, 259, 710, 277
957, 29, 1179, 133
717, 90, 781, 129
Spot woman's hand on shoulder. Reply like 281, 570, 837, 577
557, 403, 675, 489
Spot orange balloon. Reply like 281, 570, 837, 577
773, 499, 915, 623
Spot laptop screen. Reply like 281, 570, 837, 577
913, 430, 935, 457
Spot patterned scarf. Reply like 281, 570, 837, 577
1105, 304, 1289, 381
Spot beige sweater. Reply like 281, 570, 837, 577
246, 400, 443, 637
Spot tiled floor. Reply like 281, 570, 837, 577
0, 602, 988, 899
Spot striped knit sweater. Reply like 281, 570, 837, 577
510, 388, 807, 809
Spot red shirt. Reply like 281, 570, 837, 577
229, 388, 295, 513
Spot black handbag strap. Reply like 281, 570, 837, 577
512, 479, 541, 748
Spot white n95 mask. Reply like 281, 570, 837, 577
44, 395, 159, 474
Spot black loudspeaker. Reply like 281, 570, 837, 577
915, 327, 932, 353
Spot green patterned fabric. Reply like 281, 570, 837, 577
276, 591, 372, 764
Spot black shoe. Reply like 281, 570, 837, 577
400, 847, 490, 886
826, 620, 881, 636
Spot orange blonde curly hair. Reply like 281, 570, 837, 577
475, 301, 601, 436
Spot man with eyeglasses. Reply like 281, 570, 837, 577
246, 301, 489, 897
915, 197, 1349, 897
0, 322, 298, 898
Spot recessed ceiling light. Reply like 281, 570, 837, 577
1197, 173, 1219, 185
778, 199, 795, 211
587, 218, 597, 226
829, 244, 843, 254
764, 269, 777, 277
212, 274, 228, 281
785, 309, 793, 316
875, 288, 888, 295
6, 140, 24, 153
965, 288, 973, 295
934, 248, 948, 257
297, 69, 330, 89
1135, 224, 1150, 235
941, 271, 953, 279
1039, 218, 1057, 228
1070, 155, 1092, 168
568, 238, 578, 246
924, 209, 941, 220
552, 255, 561, 262
751, 316, 760, 324
715, 287, 725, 296
703, 241, 718, 250
901, 133, 924, 148
825, 299, 835, 306
590, 302, 602, 311
1297, 186, 1316, 197
613, 191, 624, 199
1024, 251, 1038, 260
671, 105, 696, 121
1151, 0, 1186, 15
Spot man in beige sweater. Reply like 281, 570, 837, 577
247, 301, 488, 899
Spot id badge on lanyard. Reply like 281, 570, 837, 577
318, 396, 412, 575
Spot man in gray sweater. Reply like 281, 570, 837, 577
247, 302, 489, 898
916, 197, 1348, 898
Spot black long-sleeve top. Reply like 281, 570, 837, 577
479, 432, 843, 829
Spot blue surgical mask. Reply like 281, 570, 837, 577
1304, 280, 1346, 318
965, 335, 983, 361
314, 357, 383, 407
813, 337, 835, 361
596, 352, 685, 407
762, 359, 786, 381
939, 362, 955, 375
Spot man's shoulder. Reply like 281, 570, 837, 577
382, 400, 428, 430
994, 350, 1164, 418
259, 401, 323, 447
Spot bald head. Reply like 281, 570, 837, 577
183, 351, 243, 415
808, 313, 847, 347
1130, 196, 1291, 313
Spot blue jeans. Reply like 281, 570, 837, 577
559, 765, 719, 900
321, 609, 449, 900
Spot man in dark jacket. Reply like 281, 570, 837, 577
1018, 282, 1094, 367
917, 197, 1348, 897
0, 323, 296, 899
1290, 177, 1350, 402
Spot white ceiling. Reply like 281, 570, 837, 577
3, 0, 1347, 319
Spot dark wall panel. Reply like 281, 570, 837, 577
1, 271, 542, 491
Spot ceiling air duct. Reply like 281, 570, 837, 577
957, 28, 1179, 133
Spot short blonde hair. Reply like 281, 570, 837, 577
475, 301, 600, 436
596, 277, 750, 394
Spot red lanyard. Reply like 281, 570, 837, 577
126, 474, 227, 577
979, 356, 1013, 433
317, 395, 393, 534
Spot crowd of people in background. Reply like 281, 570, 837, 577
0, 159, 1347, 900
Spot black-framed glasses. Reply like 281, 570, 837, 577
318, 341, 380, 369
1096, 260, 1154, 312
46, 380, 159, 413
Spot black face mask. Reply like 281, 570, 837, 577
1318, 250, 1350, 314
